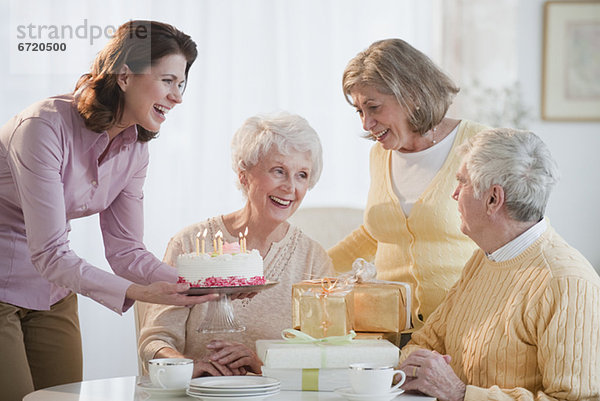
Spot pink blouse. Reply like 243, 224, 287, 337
0, 94, 176, 314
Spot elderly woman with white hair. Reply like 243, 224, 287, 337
397, 128, 600, 401
138, 112, 333, 377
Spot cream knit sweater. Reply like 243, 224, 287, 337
138, 216, 333, 368
400, 225, 600, 400
328, 120, 488, 328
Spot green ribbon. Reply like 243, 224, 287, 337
282, 329, 356, 368
281, 328, 356, 344
301, 369, 319, 391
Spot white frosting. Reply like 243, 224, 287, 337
177, 249, 264, 284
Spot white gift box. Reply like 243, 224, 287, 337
261, 367, 349, 391
256, 339, 399, 369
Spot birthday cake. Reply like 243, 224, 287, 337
176, 242, 265, 287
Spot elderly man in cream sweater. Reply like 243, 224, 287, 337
398, 128, 600, 401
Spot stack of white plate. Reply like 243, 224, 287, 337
187, 376, 280, 400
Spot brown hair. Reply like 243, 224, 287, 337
342, 38, 459, 135
75, 20, 197, 142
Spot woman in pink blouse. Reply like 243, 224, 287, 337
0, 21, 215, 401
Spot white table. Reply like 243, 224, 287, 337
23, 376, 436, 401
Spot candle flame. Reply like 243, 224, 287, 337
244, 226, 248, 236
202, 228, 208, 238
215, 230, 223, 238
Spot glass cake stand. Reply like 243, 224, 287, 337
186, 281, 278, 333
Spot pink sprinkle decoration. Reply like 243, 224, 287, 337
179, 276, 265, 288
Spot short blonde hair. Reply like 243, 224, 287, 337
342, 38, 459, 135
231, 112, 323, 195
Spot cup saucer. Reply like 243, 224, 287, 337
136, 381, 187, 397
334, 387, 404, 401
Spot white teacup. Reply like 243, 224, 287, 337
349, 363, 406, 394
148, 358, 194, 389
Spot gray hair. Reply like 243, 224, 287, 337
342, 38, 459, 135
458, 128, 559, 222
231, 112, 323, 195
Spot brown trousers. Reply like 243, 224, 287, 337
0, 293, 82, 401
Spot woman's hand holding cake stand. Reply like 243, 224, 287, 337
229, 291, 258, 300
125, 281, 219, 306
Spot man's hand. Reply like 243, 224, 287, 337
399, 349, 466, 401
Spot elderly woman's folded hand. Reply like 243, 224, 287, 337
192, 358, 233, 377
206, 340, 263, 375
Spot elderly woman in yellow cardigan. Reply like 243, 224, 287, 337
329, 38, 488, 334
398, 129, 600, 401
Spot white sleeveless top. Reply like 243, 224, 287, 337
391, 125, 458, 215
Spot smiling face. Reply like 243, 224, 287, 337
242, 148, 312, 226
118, 53, 187, 134
350, 85, 432, 153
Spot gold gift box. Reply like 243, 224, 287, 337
293, 280, 410, 335
292, 282, 320, 330
354, 332, 402, 347
352, 282, 409, 332
298, 285, 353, 338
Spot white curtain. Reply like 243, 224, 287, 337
1, 0, 438, 379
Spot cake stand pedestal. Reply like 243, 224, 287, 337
186, 281, 278, 334
198, 293, 245, 333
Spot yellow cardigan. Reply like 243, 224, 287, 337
328, 120, 488, 329
400, 225, 600, 400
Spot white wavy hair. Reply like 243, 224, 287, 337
458, 128, 559, 222
231, 111, 323, 196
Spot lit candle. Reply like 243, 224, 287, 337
195, 231, 201, 256
243, 227, 248, 253
216, 230, 223, 255
239, 232, 243, 251
201, 228, 207, 254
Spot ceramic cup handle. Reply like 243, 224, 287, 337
390, 370, 406, 391
156, 368, 167, 389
